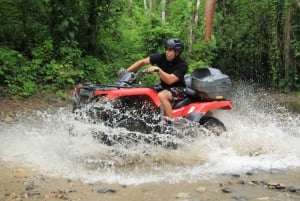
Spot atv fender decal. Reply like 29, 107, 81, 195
187, 112, 204, 122
187, 106, 196, 114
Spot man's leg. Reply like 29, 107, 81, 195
157, 89, 173, 118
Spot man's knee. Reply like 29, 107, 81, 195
158, 90, 171, 101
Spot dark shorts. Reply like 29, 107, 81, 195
166, 87, 186, 102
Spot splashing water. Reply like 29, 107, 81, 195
0, 84, 299, 185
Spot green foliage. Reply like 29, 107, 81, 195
55, 90, 69, 100
0, 47, 37, 96
188, 37, 217, 72
75, 56, 108, 84
214, 0, 299, 91
0, 0, 48, 56
0, 0, 300, 98
279, 74, 299, 93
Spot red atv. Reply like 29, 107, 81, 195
72, 67, 232, 138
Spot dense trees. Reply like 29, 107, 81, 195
214, 0, 300, 92
0, 0, 299, 97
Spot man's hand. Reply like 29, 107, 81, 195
147, 66, 160, 73
118, 67, 128, 77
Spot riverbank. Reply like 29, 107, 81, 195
0, 95, 72, 122
1, 159, 300, 201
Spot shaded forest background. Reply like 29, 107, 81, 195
0, 0, 299, 98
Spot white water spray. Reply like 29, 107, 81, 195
0, 84, 299, 185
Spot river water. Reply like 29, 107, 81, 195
0, 85, 299, 186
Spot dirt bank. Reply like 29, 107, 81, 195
0, 95, 72, 122
1, 160, 300, 201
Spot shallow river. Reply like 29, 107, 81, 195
0, 85, 299, 186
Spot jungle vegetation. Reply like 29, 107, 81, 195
0, 0, 299, 98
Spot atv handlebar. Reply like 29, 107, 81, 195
116, 68, 150, 86
134, 69, 149, 78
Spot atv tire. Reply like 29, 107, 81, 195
200, 116, 226, 136
114, 118, 151, 134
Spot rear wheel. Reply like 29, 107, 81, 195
200, 116, 226, 136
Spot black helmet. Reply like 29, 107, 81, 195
165, 38, 184, 54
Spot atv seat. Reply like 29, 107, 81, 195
173, 97, 192, 109
172, 87, 197, 109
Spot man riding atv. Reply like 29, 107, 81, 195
72, 38, 232, 140
122, 38, 188, 123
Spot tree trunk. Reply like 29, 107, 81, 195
149, 0, 154, 11
204, 0, 216, 39
87, 0, 98, 54
194, 0, 201, 25
161, 0, 166, 25
283, 6, 291, 81
189, 15, 193, 53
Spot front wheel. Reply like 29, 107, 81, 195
114, 118, 151, 134
200, 116, 226, 136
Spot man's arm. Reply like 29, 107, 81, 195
147, 66, 179, 85
158, 70, 179, 85
127, 57, 151, 72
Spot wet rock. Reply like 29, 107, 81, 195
4, 193, 11, 197
275, 185, 286, 190
52, 190, 67, 199
22, 192, 29, 198
266, 182, 279, 188
248, 181, 259, 186
67, 189, 77, 193
44, 194, 50, 199
175, 192, 190, 198
25, 185, 34, 191
97, 188, 116, 193
287, 186, 298, 192
266, 182, 286, 190
231, 174, 240, 177
7, 192, 18, 199
221, 187, 233, 193
232, 196, 249, 201
256, 197, 270, 200
195, 186, 206, 192
236, 180, 245, 185
246, 169, 260, 175
261, 181, 270, 186
27, 191, 41, 197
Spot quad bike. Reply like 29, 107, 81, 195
71, 67, 233, 142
